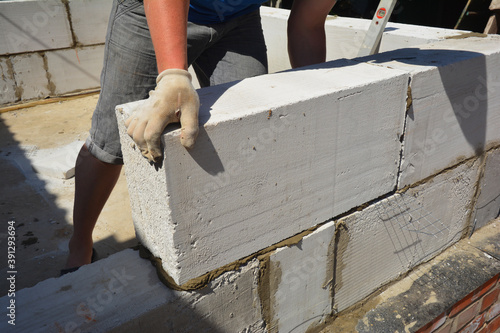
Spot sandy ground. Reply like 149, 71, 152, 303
0, 94, 137, 294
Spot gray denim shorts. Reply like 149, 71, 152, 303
87, 0, 268, 164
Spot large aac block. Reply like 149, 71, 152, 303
0, 0, 72, 55
45, 45, 104, 94
117, 59, 408, 285
266, 222, 336, 333
260, 7, 464, 73
364, 36, 500, 188
0, 250, 264, 332
334, 158, 480, 312
68, 0, 113, 45
473, 148, 500, 230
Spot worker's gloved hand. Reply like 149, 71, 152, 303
125, 69, 200, 163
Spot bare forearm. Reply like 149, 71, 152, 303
144, 0, 189, 72
287, 0, 336, 68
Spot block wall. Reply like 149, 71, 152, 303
1, 2, 500, 333
0, 4, 465, 106
114, 34, 500, 332
0, 0, 111, 105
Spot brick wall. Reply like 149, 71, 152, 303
418, 273, 500, 333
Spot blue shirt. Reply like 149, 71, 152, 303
189, 0, 267, 24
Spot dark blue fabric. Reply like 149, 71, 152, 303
189, 0, 267, 24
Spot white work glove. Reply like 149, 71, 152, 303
125, 69, 200, 163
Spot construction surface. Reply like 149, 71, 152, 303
0, 94, 137, 293
1, 3, 500, 332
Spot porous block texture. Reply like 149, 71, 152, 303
0, 250, 264, 333
68, 0, 113, 45
334, 158, 480, 312
45, 45, 104, 95
117, 59, 408, 285
0, 0, 72, 54
365, 36, 500, 188
265, 222, 336, 332
473, 148, 500, 231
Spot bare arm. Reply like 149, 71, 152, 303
126, 0, 199, 160
144, 0, 190, 71
287, 0, 336, 68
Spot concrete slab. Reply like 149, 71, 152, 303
359, 36, 500, 188
68, 0, 113, 45
0, 57, 17, 105
0, 0, 72, 55
11, 53, 51, 101
0, 249, 264, 333
29, 140, 83, 179
333, 157, 480, 313
473, 148, 500, 231
265, 222, 336, 333
117, 59, 408, 285
45, 45, 104, 95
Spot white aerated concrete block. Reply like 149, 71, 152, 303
117, 59, 408, 285
334, 158, 480, 313
11, 53, 51, 100
363, 36, 500, 188
0, 0, 72, 55
0, 58, 17, 104
0, 249, 264, 332
45, 45, 104, 94
29, 140, 83, 179
266, 222, 336, 333
473, 148, 500, 230
68, 0, 113, 45
260, 7, 464, 73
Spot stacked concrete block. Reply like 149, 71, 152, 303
473, 148, 500, 230
0, 249, 264, 333
0, 0, 108, 104
68, 0, 113, 45
333, 157, 481, 313
0, 0, 72, 55
11, 53, 51, 100
117, 59, 408, 286
264, 222, 336, 333
0, 58, 17, 104
360, 36, 500, 188
45, 45, 104, 95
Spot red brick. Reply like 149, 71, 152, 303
459, 312, 486, 333
450, 275, 499, 318
484, 314, 500, 333
456, 302, 481, 330
481, 288, 500, 313
434, 322, 453, 333
487, 302, 500, 322
476, 325, 489, 333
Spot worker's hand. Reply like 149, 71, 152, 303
125, 69, 200, 163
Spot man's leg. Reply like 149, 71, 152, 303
64, 145, 122, 269
63, 0, 157, 271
